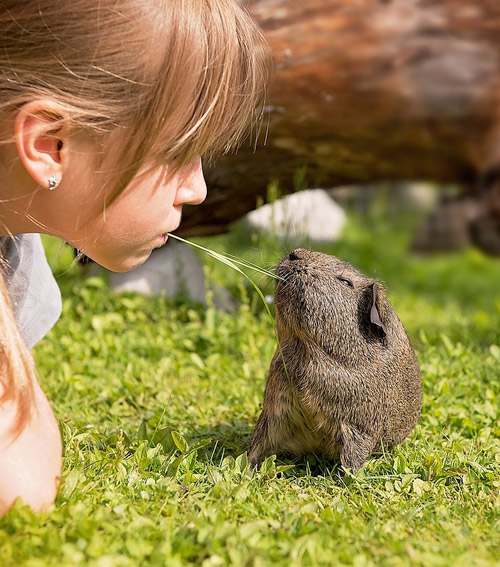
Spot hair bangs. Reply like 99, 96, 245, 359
139, 0, 271, 168
96, 0, 271, 202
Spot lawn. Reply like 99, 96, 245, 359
1, 203, 499, 567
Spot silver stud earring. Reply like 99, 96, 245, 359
48, 176, 59, 191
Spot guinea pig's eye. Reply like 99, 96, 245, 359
337, 276, 353, 288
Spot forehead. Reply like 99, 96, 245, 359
323, 255, 366, 278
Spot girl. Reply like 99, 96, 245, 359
0, 0, 269, 514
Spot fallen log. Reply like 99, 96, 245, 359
178, 0, 500, 253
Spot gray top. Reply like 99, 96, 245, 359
1, 234, 62, 349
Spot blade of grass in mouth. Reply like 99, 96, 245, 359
167, 233, 283, 281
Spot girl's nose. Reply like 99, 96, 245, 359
175, 157, 207, 206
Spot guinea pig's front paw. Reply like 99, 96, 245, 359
247, 444, 266, 469
339, 423, 377, 473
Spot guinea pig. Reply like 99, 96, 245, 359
247, 248, 422, 472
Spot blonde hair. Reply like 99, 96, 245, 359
0, 253, 37, 436
0, 0, 270, 432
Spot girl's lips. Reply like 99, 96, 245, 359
154, 233, 168, 248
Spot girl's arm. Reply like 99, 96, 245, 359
0, 381, 62, 515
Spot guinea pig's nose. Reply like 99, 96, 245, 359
289, 248, 305, 261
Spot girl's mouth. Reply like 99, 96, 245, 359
154, 233, 168, 248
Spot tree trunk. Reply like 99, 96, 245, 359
179, 0, 500, 251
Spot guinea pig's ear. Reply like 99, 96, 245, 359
369, 283, 387, 338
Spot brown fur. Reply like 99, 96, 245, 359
248, 249, 422, 472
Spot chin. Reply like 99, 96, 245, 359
93, 249, 153, 273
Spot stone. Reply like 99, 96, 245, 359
245, 188, 346, 242
108, 240, 237, 311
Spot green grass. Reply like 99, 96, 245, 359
1, 208, 500, 567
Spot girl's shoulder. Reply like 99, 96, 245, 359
1, 234, 62, 348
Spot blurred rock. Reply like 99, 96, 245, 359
328, 182, 439, 213
393, 183, 439, 212
469, 171, 500, 256
108, 240, 237, 311
411, 196, 478, 253
245, 189, 346, 242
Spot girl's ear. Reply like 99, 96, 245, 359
14, 100, 67, 190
